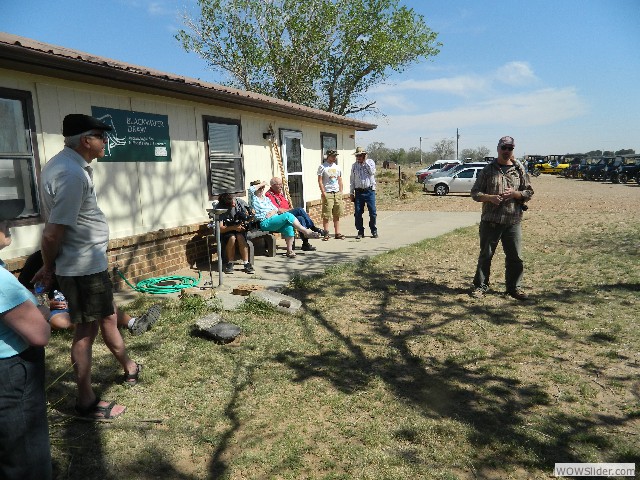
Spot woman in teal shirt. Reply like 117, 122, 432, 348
248, 181, 319, 258
0, 214, 52, 480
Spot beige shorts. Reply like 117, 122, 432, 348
321, 192, 344, 219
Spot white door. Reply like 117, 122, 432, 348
280, 130, 304, 209
449, 168, 477, 193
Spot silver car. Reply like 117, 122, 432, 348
424, 166, 485, 196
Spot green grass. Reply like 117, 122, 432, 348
45, 179, 640, 479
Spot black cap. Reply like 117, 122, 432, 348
0, 199, 25, 221
62, 114, 112, 137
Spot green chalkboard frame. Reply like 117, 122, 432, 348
91, 107, 171, 162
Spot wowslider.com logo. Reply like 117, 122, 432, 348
554, 463, 635, 477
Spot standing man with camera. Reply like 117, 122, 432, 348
470, 136, 534, 300
349, 147, 378, 239
217, 193, 254, 274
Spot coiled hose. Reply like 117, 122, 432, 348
115, 268, 201, 294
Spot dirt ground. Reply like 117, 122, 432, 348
379, 169, 640, 217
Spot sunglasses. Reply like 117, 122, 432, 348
85, 132, 107, 140
500, 146, 514, 151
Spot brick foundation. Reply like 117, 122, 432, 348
5, 198, 354, 288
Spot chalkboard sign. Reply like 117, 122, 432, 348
91, 107, 171, 162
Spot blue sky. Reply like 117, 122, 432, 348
1, 0, 638, 156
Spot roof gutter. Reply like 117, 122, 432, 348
0, 38, 377, 131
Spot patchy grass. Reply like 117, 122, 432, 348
46, 175, 640, 479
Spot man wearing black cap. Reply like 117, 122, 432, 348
33, 114, 137, 419
470, 136, 534, 301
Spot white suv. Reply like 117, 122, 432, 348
424, 166, 485, 196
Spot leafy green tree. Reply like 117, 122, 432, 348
177, 0, 440, 115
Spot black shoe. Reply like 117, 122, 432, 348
223, 262, 234, 274
243, 262, 255, 274
507, 288, 529, 301
355, 232, 365, 240
129, 304, 162, 336
372, 232, 379, 238
301, 243, 317, 251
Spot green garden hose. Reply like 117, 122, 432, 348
115, 268, 201, 294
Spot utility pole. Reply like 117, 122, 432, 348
420, 136, 428, 165
456, 129, 460, 160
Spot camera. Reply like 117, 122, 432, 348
520, 204, 528, 212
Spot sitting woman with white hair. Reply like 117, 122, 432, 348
248, 180, 319, 258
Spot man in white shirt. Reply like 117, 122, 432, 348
349, 147, 378, 239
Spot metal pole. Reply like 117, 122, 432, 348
419, 136, 422, 165
215, 214, 223, 287
456, 128, 459, 160
398, 165, 401, 198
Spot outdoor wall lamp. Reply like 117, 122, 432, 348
263, 131, 275, 141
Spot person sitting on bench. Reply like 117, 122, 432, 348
265, 177, 325, 251
248, 180, 320, 258
217, 192, 255, 274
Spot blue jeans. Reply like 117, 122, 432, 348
260, 212, 296, 238
0, 347, 52, 480
473, 221, 523, 292
354, 189, 377, 234
288, 208, 315, 230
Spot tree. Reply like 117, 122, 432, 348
460, 146, 491, 162
432, 139, 455, 159
177, 0, 440, 115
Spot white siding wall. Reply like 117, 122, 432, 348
0, 68, 356, 260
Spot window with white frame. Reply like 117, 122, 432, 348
321, 132, 337, 163
0, 88, 40, 219
204, 117, 244, 196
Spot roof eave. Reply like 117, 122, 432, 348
0, 40, 377, 131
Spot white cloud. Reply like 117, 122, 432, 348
494, 61, 538, 86
372, 61, 538, 98
358, 87, 588, 150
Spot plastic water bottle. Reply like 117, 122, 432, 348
53, 290, 66, 302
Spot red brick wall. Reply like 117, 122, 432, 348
5, 199, 354, 288
6, 223, 212, 291
306, 194, 354, 225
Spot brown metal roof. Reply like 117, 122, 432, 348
0, 32, 377, 131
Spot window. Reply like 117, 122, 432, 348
204, 117, 244, 196
321, 132, 337, 163
0, 88, 40, 219
456, 169, 476, 179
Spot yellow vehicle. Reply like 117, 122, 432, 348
536, 154, 570, 174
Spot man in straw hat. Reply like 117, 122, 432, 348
349, 146, 378, 239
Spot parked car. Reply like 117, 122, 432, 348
576, 157, 600, 179
536, 155, 569, 175
416, 160, 461, 183
424, 166, 484, 196
524, 155, 546, 172
423, 162, 488, 191
562, 156, 586, 178
583, 156, 616, 181
611, 154, 640, 184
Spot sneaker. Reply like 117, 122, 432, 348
470, 285, 488, 298
355, 232, 365, 240
301, 243, 317, 251
224, 262, 235, 274
372, 232, 379, 238
507, 288, 529, 301
129, 304, 162, 335
243, 262, 255, 274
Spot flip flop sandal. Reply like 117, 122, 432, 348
123, 362, 142, 386
286, 251, 297, 258
335, 233, 345, 239
322, 235, 330, 241
75, 398, 126, 420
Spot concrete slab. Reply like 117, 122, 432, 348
113, 210, 480, 310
